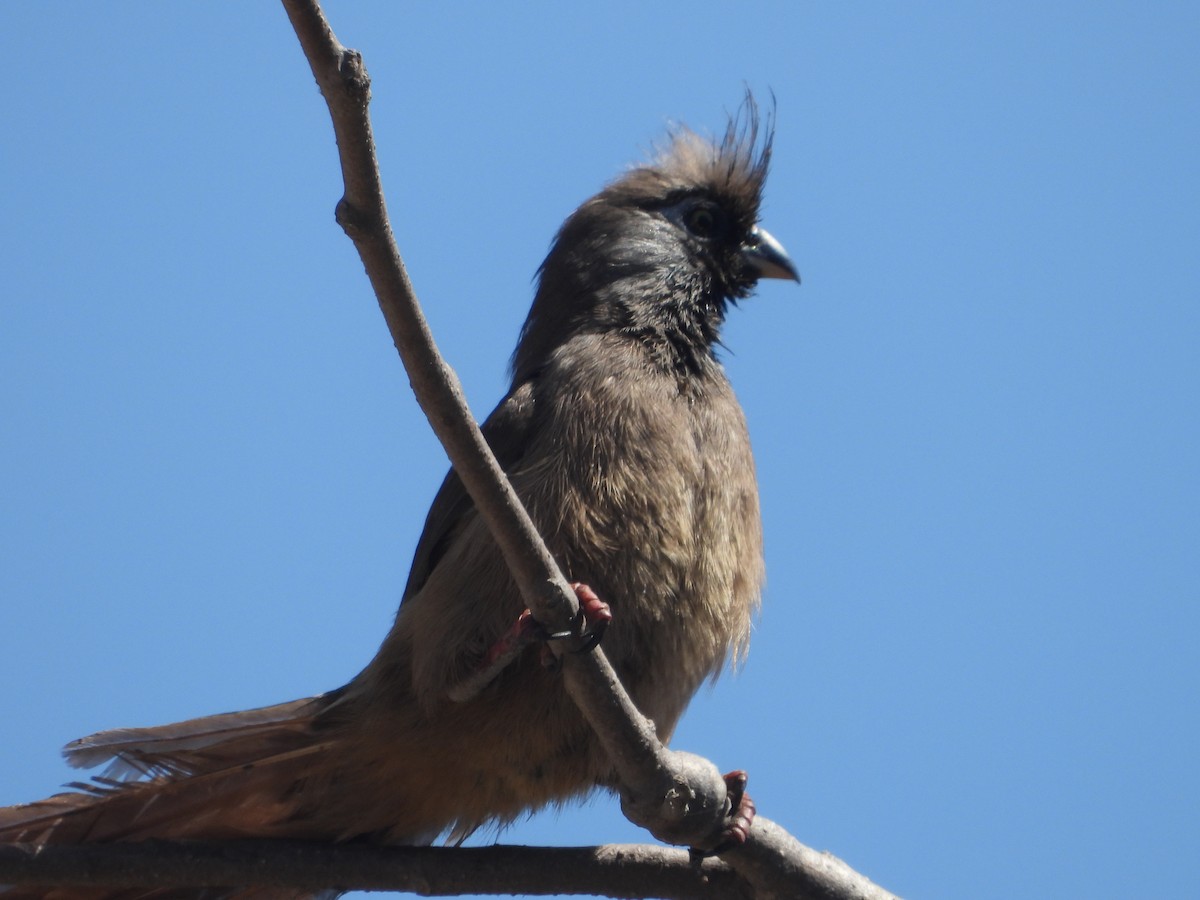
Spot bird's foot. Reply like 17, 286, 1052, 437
446, 583, 611, 701
563, 582, 612, 652
717, 769, 756, 849
488, 582, 610, 667
688, 770, 757, 857
533, 582, 611, 670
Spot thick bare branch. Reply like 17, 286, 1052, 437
0, 841, 751, 900
724, 818, 899, 900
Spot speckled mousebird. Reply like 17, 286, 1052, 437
0, 100, 799, 897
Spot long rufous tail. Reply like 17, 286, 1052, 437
0, 695, 342, 899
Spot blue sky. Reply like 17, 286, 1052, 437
1, 3, 1197, 899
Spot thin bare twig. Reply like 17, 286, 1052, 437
279, 0, 574, 628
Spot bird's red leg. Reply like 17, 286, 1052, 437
445, 583, 612, 702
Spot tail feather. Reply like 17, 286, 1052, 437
1, 743, 336, 846
62, 698, 327, 777
0, 697, 333, 847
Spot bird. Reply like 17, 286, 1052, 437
0, 101, 798, 895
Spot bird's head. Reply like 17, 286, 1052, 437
512, 100, 798, 382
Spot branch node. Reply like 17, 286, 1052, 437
619, 750, 733, 851
334, 197, 371, 236
337, 48, 370, 101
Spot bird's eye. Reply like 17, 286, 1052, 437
683, 206, 719, 239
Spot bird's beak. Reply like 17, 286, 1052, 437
742, 225, 800, 284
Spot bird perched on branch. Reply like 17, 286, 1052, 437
0, 101, 798, 893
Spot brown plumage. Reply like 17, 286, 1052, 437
0, 103, 798, 896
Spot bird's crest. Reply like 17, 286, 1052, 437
609, 95, 774, 229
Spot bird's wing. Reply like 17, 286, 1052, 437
399, 379, 537, 603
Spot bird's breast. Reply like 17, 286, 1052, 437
516, 334, 764, 736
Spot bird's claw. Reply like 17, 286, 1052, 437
532, 583, 611, 670
689, 770, 757, 857
717, 769, 756, 849
528, 582, 610, 644
564, 582, 612, 652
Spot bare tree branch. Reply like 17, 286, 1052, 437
279, 0, 576, 630
722, 819, 898, 900
0, 841, 750, 900
0, 829, 901, 900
